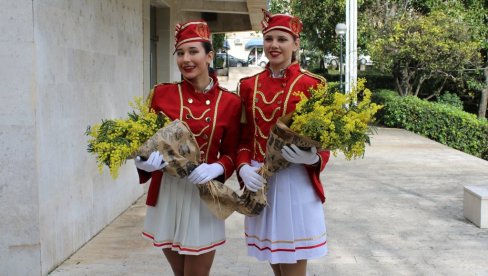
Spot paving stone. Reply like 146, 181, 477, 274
50, 128, 488, 275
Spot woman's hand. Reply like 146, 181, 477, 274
188, 163, 224, 185
281, 144, 319, 165
239, 164, 265, 192
134, 151, 167, 172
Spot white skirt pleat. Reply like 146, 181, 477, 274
142, 173, 225, 255
245, 161, 328, 264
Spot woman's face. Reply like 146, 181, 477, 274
175, 42, 213, 81
263, 30, 299, 70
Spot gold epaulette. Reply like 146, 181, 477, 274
147, 81, 180, 104
153, 81, 181, 88
238, 69, 265, 82
301, 69, 327, 84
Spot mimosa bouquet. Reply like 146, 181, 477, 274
248, 79, 381, 210
289, 78, 382, 159
85, 97, 169, 179
86, 97, 258, 220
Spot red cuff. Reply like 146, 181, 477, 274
236, 148, 252, 170
304, 150, 330, 203
137, 168, 152, 184
216, 154, 234, 181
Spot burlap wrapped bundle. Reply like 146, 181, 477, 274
240, 113, 322, 214
131, 119, 258, 219
260, 113, 322, 177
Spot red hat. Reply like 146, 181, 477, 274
261, 9, 302, 38
174, 20, 211, 51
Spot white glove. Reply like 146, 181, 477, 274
281, 144, 319, 165
239, 164, 265, 192
188, 163, 224, 185
134, 151, 167, 172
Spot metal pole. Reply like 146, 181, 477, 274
339, 35, 344, 92
345, 0, 358, 94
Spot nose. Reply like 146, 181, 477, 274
182, 52, 191, 62
269, 39, 278, 49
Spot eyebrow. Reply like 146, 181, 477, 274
176, 46, 199, 52
265, 35, 289, 39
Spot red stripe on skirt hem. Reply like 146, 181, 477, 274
247, 240, 327, 252
142, 232, 226, 252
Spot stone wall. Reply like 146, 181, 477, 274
0, 1, 145, 274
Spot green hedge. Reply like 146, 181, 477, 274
310, 68, 395, 91
373, 90, 488, 161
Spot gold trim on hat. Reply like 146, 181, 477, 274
175, 37, 211, 50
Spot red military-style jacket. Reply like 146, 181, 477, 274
137, 76, 242, 206
236, 62, 330, 203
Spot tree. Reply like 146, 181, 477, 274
269, 0, 346, 62
269, 0, 292, 14
368, 9, 481, 97
212, 33, 225, 53
360, 0, 487, 118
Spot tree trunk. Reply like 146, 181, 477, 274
479, 67, 488, 119
393, 62, 405, 96
425, 76, 447, 100
414, 75, 428, 97
400, 66, 413, 96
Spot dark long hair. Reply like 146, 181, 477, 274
202, 41, 216, 77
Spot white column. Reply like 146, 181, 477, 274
345, 0, 358, 93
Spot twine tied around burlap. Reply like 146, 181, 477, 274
240, 113, 323, 211
131, 119, 264, 220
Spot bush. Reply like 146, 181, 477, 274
309, 68, 395, 91
372, 90, 488, 160
436, 91, 464, 110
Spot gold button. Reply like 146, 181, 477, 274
282, 83, 286, 87
203, 134, 208, 140
255, 98, 259, 103
205, 100, 211, 105
188, 98, 193, 104
277, 100, 282, 104
205, 117, 211, 122
200, 150, 205, 155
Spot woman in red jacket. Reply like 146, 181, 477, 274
134, 20, 241, 276
236, 10, 330, 276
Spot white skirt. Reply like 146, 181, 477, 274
245, 161, 328, 264
142, 173, 225, 255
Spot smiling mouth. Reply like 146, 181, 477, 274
270, 52, 280, 57
183, 66, 195, 72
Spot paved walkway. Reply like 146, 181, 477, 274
50, 127, 488, 275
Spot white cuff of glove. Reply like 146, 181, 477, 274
239, 164, 265, 192
134, 151, 167, 172
188, 163, 224, 185
281, 144, 319, 165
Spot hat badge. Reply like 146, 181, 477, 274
195, 23, 209, 39
290, 17, 301, 35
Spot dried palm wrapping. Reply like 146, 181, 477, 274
131, 119, 257, 220
241, 112, 322, 213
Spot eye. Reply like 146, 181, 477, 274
190, 49, 199, 55
176, 51, 184, 57
264, 37, 273, 42
278, 37, 288, 42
